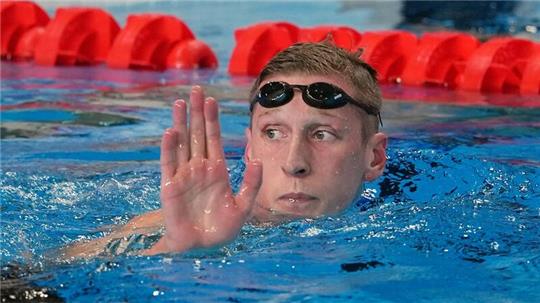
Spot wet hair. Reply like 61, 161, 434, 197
249, 40, 382, 137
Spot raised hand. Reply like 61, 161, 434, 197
147, 86, 262, 254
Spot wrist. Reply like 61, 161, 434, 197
163, 233, 196, 253
143, 235, 193, 255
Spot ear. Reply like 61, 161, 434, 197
244, 127, 253, 162
363, 132, 387, 181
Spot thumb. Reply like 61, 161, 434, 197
235, 160, 263, 214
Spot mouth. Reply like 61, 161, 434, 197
250, 192, 320, 223
278, 192, 318, 205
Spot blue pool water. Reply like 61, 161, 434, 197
2, 1, 540, 302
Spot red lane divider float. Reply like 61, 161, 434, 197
357, 30, 417, 83
401, 32, 479, 88
299, 25, 361, 50
34, 7, 120, 66
459, 37, 536, 93
229, 22, 299, 75
166, 39, 218, 69
105, 13, 217, 70
1, 0, 49, 60
520, 46, 540, 94
229, 21, 539, 96
1, 0, 218, 70
108, 14, 191, 70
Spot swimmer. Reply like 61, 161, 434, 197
63, 40, 387, 258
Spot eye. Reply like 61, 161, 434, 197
264, 128, 284, 140
312, 130, 337, 141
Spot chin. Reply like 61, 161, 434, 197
250, 202, 313, 224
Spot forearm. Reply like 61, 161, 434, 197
61, 235, 114, 260
61, 210, 164, 260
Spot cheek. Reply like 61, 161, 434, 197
251, 141, 282, 190
322, 163, 363, 212
323, 149, 364, 176
251, 138, 288, 162
318, 151, 365, 196
250, 137, 271, 157
323, 161, 362, 189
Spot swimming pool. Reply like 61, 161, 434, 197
2, 1, 540, 302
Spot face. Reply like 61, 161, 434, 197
245, 73, 387, 223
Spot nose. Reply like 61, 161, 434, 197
281, 135, 311, 177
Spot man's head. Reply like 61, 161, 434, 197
250, 40, 383, 139
245, 41, 387, 223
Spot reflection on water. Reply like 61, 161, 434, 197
1, 70, 539, 300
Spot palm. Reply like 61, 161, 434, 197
158, 87, 261, 253
162, 159, 243, 249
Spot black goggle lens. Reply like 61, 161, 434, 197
257, 81, 292, 107
308, 83, 329, 101
305, 82, 347, 108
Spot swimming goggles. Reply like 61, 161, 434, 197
251, 81, 383, 126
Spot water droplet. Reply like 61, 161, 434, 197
204, 208, 212, 214
506, 215, 516, 222
205, 226, 216, 233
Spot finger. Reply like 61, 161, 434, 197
235, 160, 263, 213
160, 128, 178, 182
189, 86, 206, 159
172, 99, 189, 164
204, 97, 225, 160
